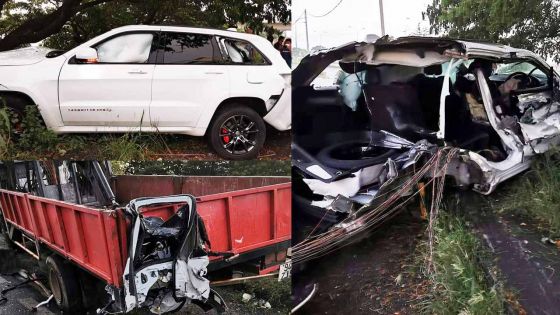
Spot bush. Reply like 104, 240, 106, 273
0, 103, 151, 160
500, 149, 560, 237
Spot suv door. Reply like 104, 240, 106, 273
59, 31, 159, 127
150, 32, 229, 128
216, 36, 285, 110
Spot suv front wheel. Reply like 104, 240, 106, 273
208, 105, 266, 160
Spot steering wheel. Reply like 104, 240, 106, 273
504, 71, 540, 89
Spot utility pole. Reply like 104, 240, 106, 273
304, 9, 310, 51
378, 0, 386, 36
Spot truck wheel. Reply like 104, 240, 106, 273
208, 105, 266, 160
46, 255, 83, 311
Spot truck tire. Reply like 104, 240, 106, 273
208, 105, 266, 160
46, 255, 83, 311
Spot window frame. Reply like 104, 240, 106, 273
215, 35, 272, 66
69, 30, 161, 65
155, 31, 224, 65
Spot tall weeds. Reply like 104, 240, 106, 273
501, 149, 560, 237
421, 213, 504, 315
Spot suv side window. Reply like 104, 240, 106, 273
95, 33, 156, 63
218, 37, 269, 65
160, 32, 221, 64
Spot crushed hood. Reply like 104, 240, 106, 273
0, 46, 52, 66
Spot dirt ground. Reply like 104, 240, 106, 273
292, 211, 429, 314
293, 190, 560, 315
78, 129, 291, 161
150, 129, 291, 161
0, 234, 290, 315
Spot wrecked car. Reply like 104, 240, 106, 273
0, 161, 291, 313
292, 37, 560, 242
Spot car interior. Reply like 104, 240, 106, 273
293, 58, 529, 175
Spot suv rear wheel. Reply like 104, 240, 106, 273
208, 105, 266, 160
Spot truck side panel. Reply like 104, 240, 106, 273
0, 189, 125, 286
137, 183, 291, 255
0, 182, 291, 288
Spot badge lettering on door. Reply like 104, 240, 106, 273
68, 108, 113, 112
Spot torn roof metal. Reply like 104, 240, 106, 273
293, 36, 556, 87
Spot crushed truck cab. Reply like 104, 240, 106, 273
0, 161, 291, 314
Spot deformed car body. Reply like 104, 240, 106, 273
292, 37, 560, 228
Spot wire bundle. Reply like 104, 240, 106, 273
293, 146, 460, 265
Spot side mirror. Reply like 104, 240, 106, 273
75, 47, 98, 63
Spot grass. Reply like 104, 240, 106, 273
0, 104, 168, 160
420, 213, 504, 315
498, 149, 560, 238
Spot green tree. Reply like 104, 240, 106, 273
0, 0, 290, 51
425, 0, 560, 62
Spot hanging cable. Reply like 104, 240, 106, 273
308, 0, 344, 18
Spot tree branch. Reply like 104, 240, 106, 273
0, 0, 115, 51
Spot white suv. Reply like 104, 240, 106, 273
0, 25, 291, 159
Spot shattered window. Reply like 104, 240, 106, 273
219, 38, 268, 65
495, 61, 548, 85
96, 33, 154, 63
495, 61, 546, 78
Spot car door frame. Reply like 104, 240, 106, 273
58, 30, 162, 129
149, 30, 229, 131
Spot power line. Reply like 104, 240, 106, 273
308, 0, 344, 18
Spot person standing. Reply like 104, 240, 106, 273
280, 38, 292, 67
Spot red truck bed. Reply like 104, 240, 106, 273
0, 182, 291, 288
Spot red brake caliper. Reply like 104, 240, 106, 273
221, 128, 231, 143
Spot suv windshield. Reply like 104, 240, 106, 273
495, 61, 546, 77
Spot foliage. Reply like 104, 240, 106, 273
500, 149, 560, 237
425, 0, 560, 63
0, 0, 290, 51
0, 97, 12, 157
421, 213, 504, 315
122, 160, 291, 176
17, 106, 59, 152
99, 133, 146, 161
0, 104, 149, 160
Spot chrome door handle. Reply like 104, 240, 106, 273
128, 70, 148, 74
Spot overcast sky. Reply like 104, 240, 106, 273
292, 0, 432, 50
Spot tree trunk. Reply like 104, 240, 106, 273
0, 0, 113, 51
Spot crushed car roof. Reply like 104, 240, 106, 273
293, 36, 551, 87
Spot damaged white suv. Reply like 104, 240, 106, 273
292, 37, 559, 227
0, 25, 291, 160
